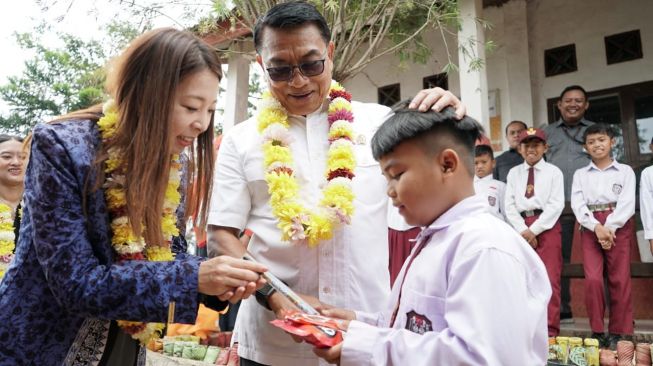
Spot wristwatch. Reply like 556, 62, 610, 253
255, 283, 276, 310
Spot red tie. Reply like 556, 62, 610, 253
525, 167, 535, 198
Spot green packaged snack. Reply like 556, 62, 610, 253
190, 344, 207, 361
172, 341, 185, 358
162, 339, 175, 356
203, 346, 221, 363
181, 343, 195, 359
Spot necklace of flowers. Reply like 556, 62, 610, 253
257, 81, 356, 247
97, 100, 182, 346
0, 202, 15, 280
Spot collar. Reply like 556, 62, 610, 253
554, 118, 592, 128
522, 158, 545, 171
587, 159, 619, 172
474, 174, 494, 182
421, 195, 486, 234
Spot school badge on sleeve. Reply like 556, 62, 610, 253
405, 310, 433, 334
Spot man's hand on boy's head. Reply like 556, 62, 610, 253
409, 87, 466, 119
314, 342, 342, 365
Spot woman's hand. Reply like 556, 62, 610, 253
198, 256, 267, 303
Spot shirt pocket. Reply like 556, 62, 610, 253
401, 287, 447, 333
243, 159, 270, 203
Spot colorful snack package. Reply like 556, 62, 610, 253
215, 347, 230, 365
270, 313, 344, 348
227, 343, 239, 366
203, 346, 221, 364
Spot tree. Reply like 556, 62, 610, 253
211, 0, 467, 82
0, 21, 144, 134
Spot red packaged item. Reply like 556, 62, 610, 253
227, 343, 239, 366
270, 311, 344, 348
215, 347, 230, 365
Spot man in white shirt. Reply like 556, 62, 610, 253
474, 144, 507, 221
641, 137, 653, 257
207, 2, 465, 365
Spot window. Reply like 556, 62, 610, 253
605, 30, 643, 65
378, 83, 401, 107
423, 73, 448, 90
544, 44, 577, 77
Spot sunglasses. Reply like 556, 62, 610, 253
265, 57, 327, 82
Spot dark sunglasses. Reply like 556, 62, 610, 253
265, 58, 326, 82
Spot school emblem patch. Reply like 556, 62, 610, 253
488, 196, 496, 207
612, 183, 622, 195
405, 310, 433, 334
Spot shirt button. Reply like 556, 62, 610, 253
322, 251, 330, 257
322, 287, 331, 294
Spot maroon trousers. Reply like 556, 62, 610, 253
581, 211, 634, 335
388, 227, 421, 287
525, 215, 562, 337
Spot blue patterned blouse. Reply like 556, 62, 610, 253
0, 120, 221, 365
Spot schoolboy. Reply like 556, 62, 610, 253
571, 123, 635, 348
504, 127, 564, 337
641, 137, 653, 258
314, 105, 551, 365
474, 144, 507, 221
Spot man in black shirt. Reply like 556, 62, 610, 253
493, 120, 527, 182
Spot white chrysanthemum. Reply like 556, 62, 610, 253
258, 95, 286, 113
114, 240, 146, 255
0, 231, 15, 242
262, 123, 294, 145
330, 120, 352, 131
329, 139, 354, 150
330, 96, 351, 107
112, 216, 129, 226
0, 211, 11, 221
168, 169, 181, 183
102, 99, 117, 114
327, 177, 353, 188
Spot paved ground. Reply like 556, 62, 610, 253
559, 317, 653, 343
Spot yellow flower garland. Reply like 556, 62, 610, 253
258, 81, 356, 246
98, 100, 181, 345
0, 203, 15, 280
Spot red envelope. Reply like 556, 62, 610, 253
270, 311, 344, 348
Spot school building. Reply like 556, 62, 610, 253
205, 0, 653, 326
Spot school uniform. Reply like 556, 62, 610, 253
640, 166, 653, 244
340, 196, 551, 365
474, 174, 507, 221
571, 160, 635, 335
505, 158, 565, 336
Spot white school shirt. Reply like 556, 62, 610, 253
474, 174, 507, 221
571, 160, 635, 233
505, 159, 565, 235
208, 100, 391, 365
640, 166, 653, 240
341, 196, 551, 366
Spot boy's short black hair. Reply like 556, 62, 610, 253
583, 123, 615, 142
253, 1, 331, 53
560, 85, 587, 100
475, 144, 494, 159
371, 101, 483, 175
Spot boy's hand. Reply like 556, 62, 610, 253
594, 224, 615, 250
319, 308, 356, 331
269, 293, 329, 342
520, 229, 537, 248
314, 342, 343, 365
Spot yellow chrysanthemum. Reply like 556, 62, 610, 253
330, 81, 344, 92
262, 143, 293, 167
146, 246, 174, 261
322, 185, 355, 213
0, 240, 13, 254
258, 108, 289, 132
304, 214, 334, 247
327, 98, 352, 114
328, 125, 355, 141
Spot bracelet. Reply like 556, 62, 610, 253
255, 290, 274, 311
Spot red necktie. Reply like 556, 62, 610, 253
525, 167, 535, 198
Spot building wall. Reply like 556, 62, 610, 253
343, 0, 653, 150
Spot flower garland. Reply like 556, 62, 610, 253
257, 81, 356, 247
98, 100, 181, 345
0, 203, 15, 280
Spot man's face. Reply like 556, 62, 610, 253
474, 154, 495, 178
256, 24, 334, 116
520, 139, 548, 166
506, 123, 526, 149
557, 89, 589, 125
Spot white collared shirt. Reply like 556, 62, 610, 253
504, 159, 565, 235
474, 174, 507, 221
208, 101, 391, 365
341, 196, 551, 365
571, 160, 635, 233
640, 166, 653, 239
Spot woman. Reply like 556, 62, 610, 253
0, 134, 27, 279
0, 28, 266, 365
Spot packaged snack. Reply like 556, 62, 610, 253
227, 343, 239, 366
162, 338, 175, 356
548, 337, 561, 361
567, 337, 586, 366
270, 312, 344, 348
215, 347, 230, 365
583, 338, 599, 366
556, 336, 569, 364
203, 346, 221, 364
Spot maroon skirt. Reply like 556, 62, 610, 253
388, 227, 422, 286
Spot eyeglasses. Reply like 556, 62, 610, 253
265, 58, 327, 82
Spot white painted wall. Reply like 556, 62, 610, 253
342, 0, 653, 150
527, 0, 653, 127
